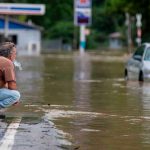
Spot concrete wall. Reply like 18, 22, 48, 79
109, 38, 122, 49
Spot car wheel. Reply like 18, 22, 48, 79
139, 71, 144, 82
124, 69, 128, 80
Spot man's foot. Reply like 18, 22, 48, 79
0, 108, 7, 119
0, 114, 6, 119
13, 101, 20, 106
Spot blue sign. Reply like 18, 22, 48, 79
74, 0, 92, 26
75, 9, 91, 26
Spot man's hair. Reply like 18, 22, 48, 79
0, 42, 15, 57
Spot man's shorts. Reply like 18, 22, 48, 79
0, 88, 20, 108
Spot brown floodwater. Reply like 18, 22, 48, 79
4, 53, 150, 150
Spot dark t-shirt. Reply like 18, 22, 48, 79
0, 56, 16, 88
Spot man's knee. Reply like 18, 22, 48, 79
12, 91, 21, 101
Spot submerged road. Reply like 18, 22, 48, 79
0, 117, 21, 150
0, 105, 73, 150
0, 54, 149, 150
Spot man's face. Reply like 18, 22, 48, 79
10, 47, 17, 61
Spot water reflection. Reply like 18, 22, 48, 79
8, 56, 45, 117
73, 53, 91, 111
17, 56, 44, 104
126, 81, 150, 114
73, 53, 96, 148
126, 81, 150, 146
6, 54, 150, 149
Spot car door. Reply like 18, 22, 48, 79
128, 45, 145, 80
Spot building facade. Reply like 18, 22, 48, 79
0, 16, 42, 56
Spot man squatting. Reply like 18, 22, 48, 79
0, 42, 20, 109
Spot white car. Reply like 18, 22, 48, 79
125, 43, 150, 81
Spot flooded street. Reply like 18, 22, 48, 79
1, 53, 150, 150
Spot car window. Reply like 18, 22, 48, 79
133, 45, 145, 61
144, 47, 150, 61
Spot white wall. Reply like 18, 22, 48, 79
0, 29, 41, 56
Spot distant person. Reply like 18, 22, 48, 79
0, 42, 20, 110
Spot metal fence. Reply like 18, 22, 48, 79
42, 39, 72, 53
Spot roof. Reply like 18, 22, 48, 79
109, 32, 122, 38
142, 42, 150, 46
0, 16, 43, 30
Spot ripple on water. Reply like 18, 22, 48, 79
80, 128, 100, 132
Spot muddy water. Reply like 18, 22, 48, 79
6, 53, 150, 150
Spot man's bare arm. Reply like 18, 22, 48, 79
7, 81, 17, 90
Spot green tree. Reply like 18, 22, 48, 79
1, 0, 150, 48
104, 0, 150, 42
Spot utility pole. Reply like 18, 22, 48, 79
79, 25, 86, 54
136, 13, 142, 46
73, 26, 78, 50
4, 15, 9, 41
125, 12, 132, 53
74, 0, 92, 54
